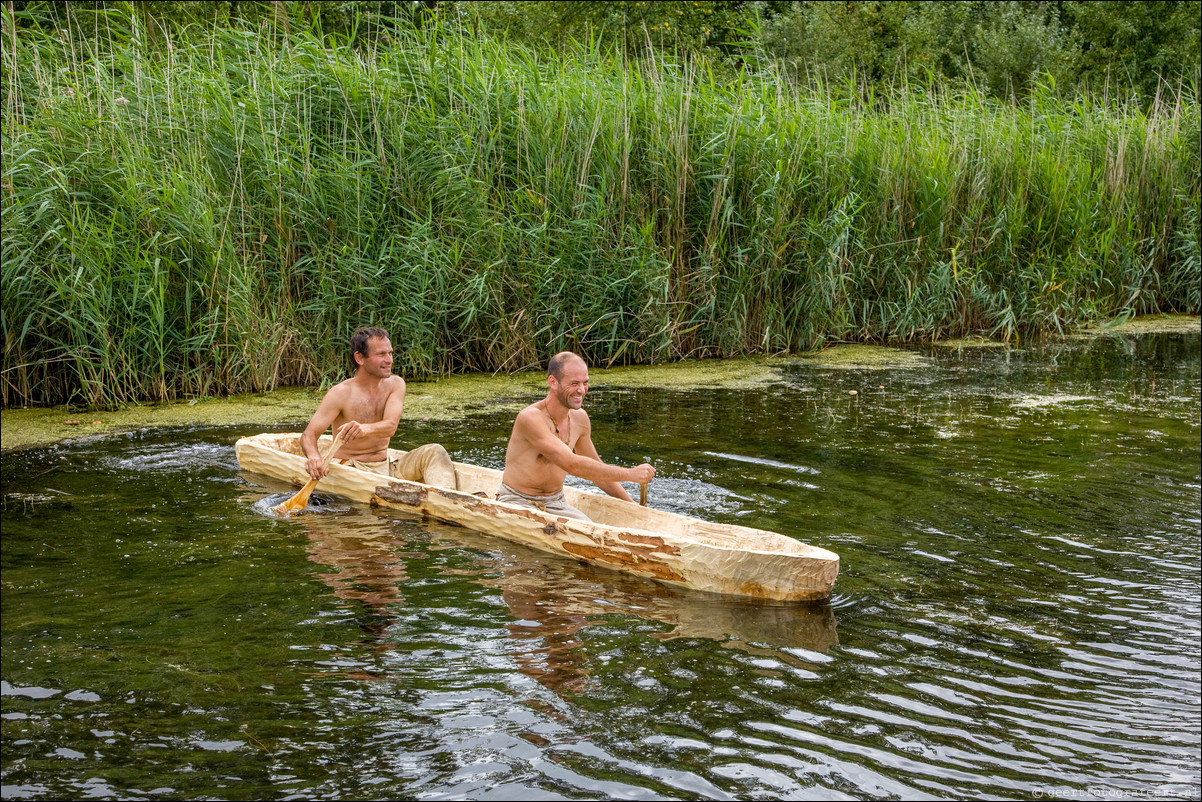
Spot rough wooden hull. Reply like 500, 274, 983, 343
235, 433, 839, 601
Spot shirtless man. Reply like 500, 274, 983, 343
498, 351, 655, 521
300, 326, 456, 488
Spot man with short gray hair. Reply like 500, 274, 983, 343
498, 351, 654, 521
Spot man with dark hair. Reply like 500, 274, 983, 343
349, 325, 390, 375
300, 326, 456, 488
498, 351, 654, 521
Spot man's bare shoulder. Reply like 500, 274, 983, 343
321, 378, 355, 401
513, 403, 547, 433
514, 403, 542, 423
332, 374, 405, 395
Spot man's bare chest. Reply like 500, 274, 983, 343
342, 390, 387, 423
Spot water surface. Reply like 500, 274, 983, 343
3, 332, 1199, 800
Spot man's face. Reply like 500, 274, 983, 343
550, 359, 589, 410
357, 336, 393, 378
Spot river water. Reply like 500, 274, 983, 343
2, 332, 1199, 801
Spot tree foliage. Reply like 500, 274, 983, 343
7, 1, 1198, 101
754, 1, 1199, 101
450, 1, 753, 59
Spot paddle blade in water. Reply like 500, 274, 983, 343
273, 478, 319, 515
272, 430, 345, 516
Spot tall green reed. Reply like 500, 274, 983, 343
2, 11, 1197, 408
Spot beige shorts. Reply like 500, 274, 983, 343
496, 483, 590, 522
339, 457, 389, 475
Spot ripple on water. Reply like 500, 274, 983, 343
0, 682, 60, 699
250, 492, 353, 517
104, 441, 239, 473
565, 474, 753, 517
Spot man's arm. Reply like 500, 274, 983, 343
300, 384, 351, 480
572, 416, 634, 501
518, 408, 654, 490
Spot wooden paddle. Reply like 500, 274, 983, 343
639, 482, 648, 507
273, 429, 345, 516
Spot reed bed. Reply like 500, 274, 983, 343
3, 17, 1198, 407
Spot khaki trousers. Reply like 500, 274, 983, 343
340, 443, 457, 489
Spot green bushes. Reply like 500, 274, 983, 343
2, 17, 1198, 407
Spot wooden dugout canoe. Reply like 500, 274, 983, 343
235, 432, 839, 602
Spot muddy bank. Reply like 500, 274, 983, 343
3, 314, 1197, 451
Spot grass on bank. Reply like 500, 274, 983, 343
3, 16, 1199, 409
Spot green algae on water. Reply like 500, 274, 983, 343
934, 336, 1010, 349
590, 357, 793, 390
6, 317, 1197, 451
0, 387, 324, 451
798, 344, 932, 369
1073, 313, 1201, 337
390, 358, 794, 421
0, 358, 793, 451
1012, 394, 1097, 409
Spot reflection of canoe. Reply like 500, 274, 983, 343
235, 432, 839, 601
432, 518, 839, 696
471, 535, 840, 654
284, 507, 838, 697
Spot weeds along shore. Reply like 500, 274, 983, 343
3, 22, 1199, 408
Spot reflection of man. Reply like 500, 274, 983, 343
498, 351, 654, 521
300, 326, 456, 488
502, 580, 592, 696
302, 514, 408, 644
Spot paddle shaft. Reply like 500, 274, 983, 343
274, 429, 345, 514
639, 482, 647, 507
